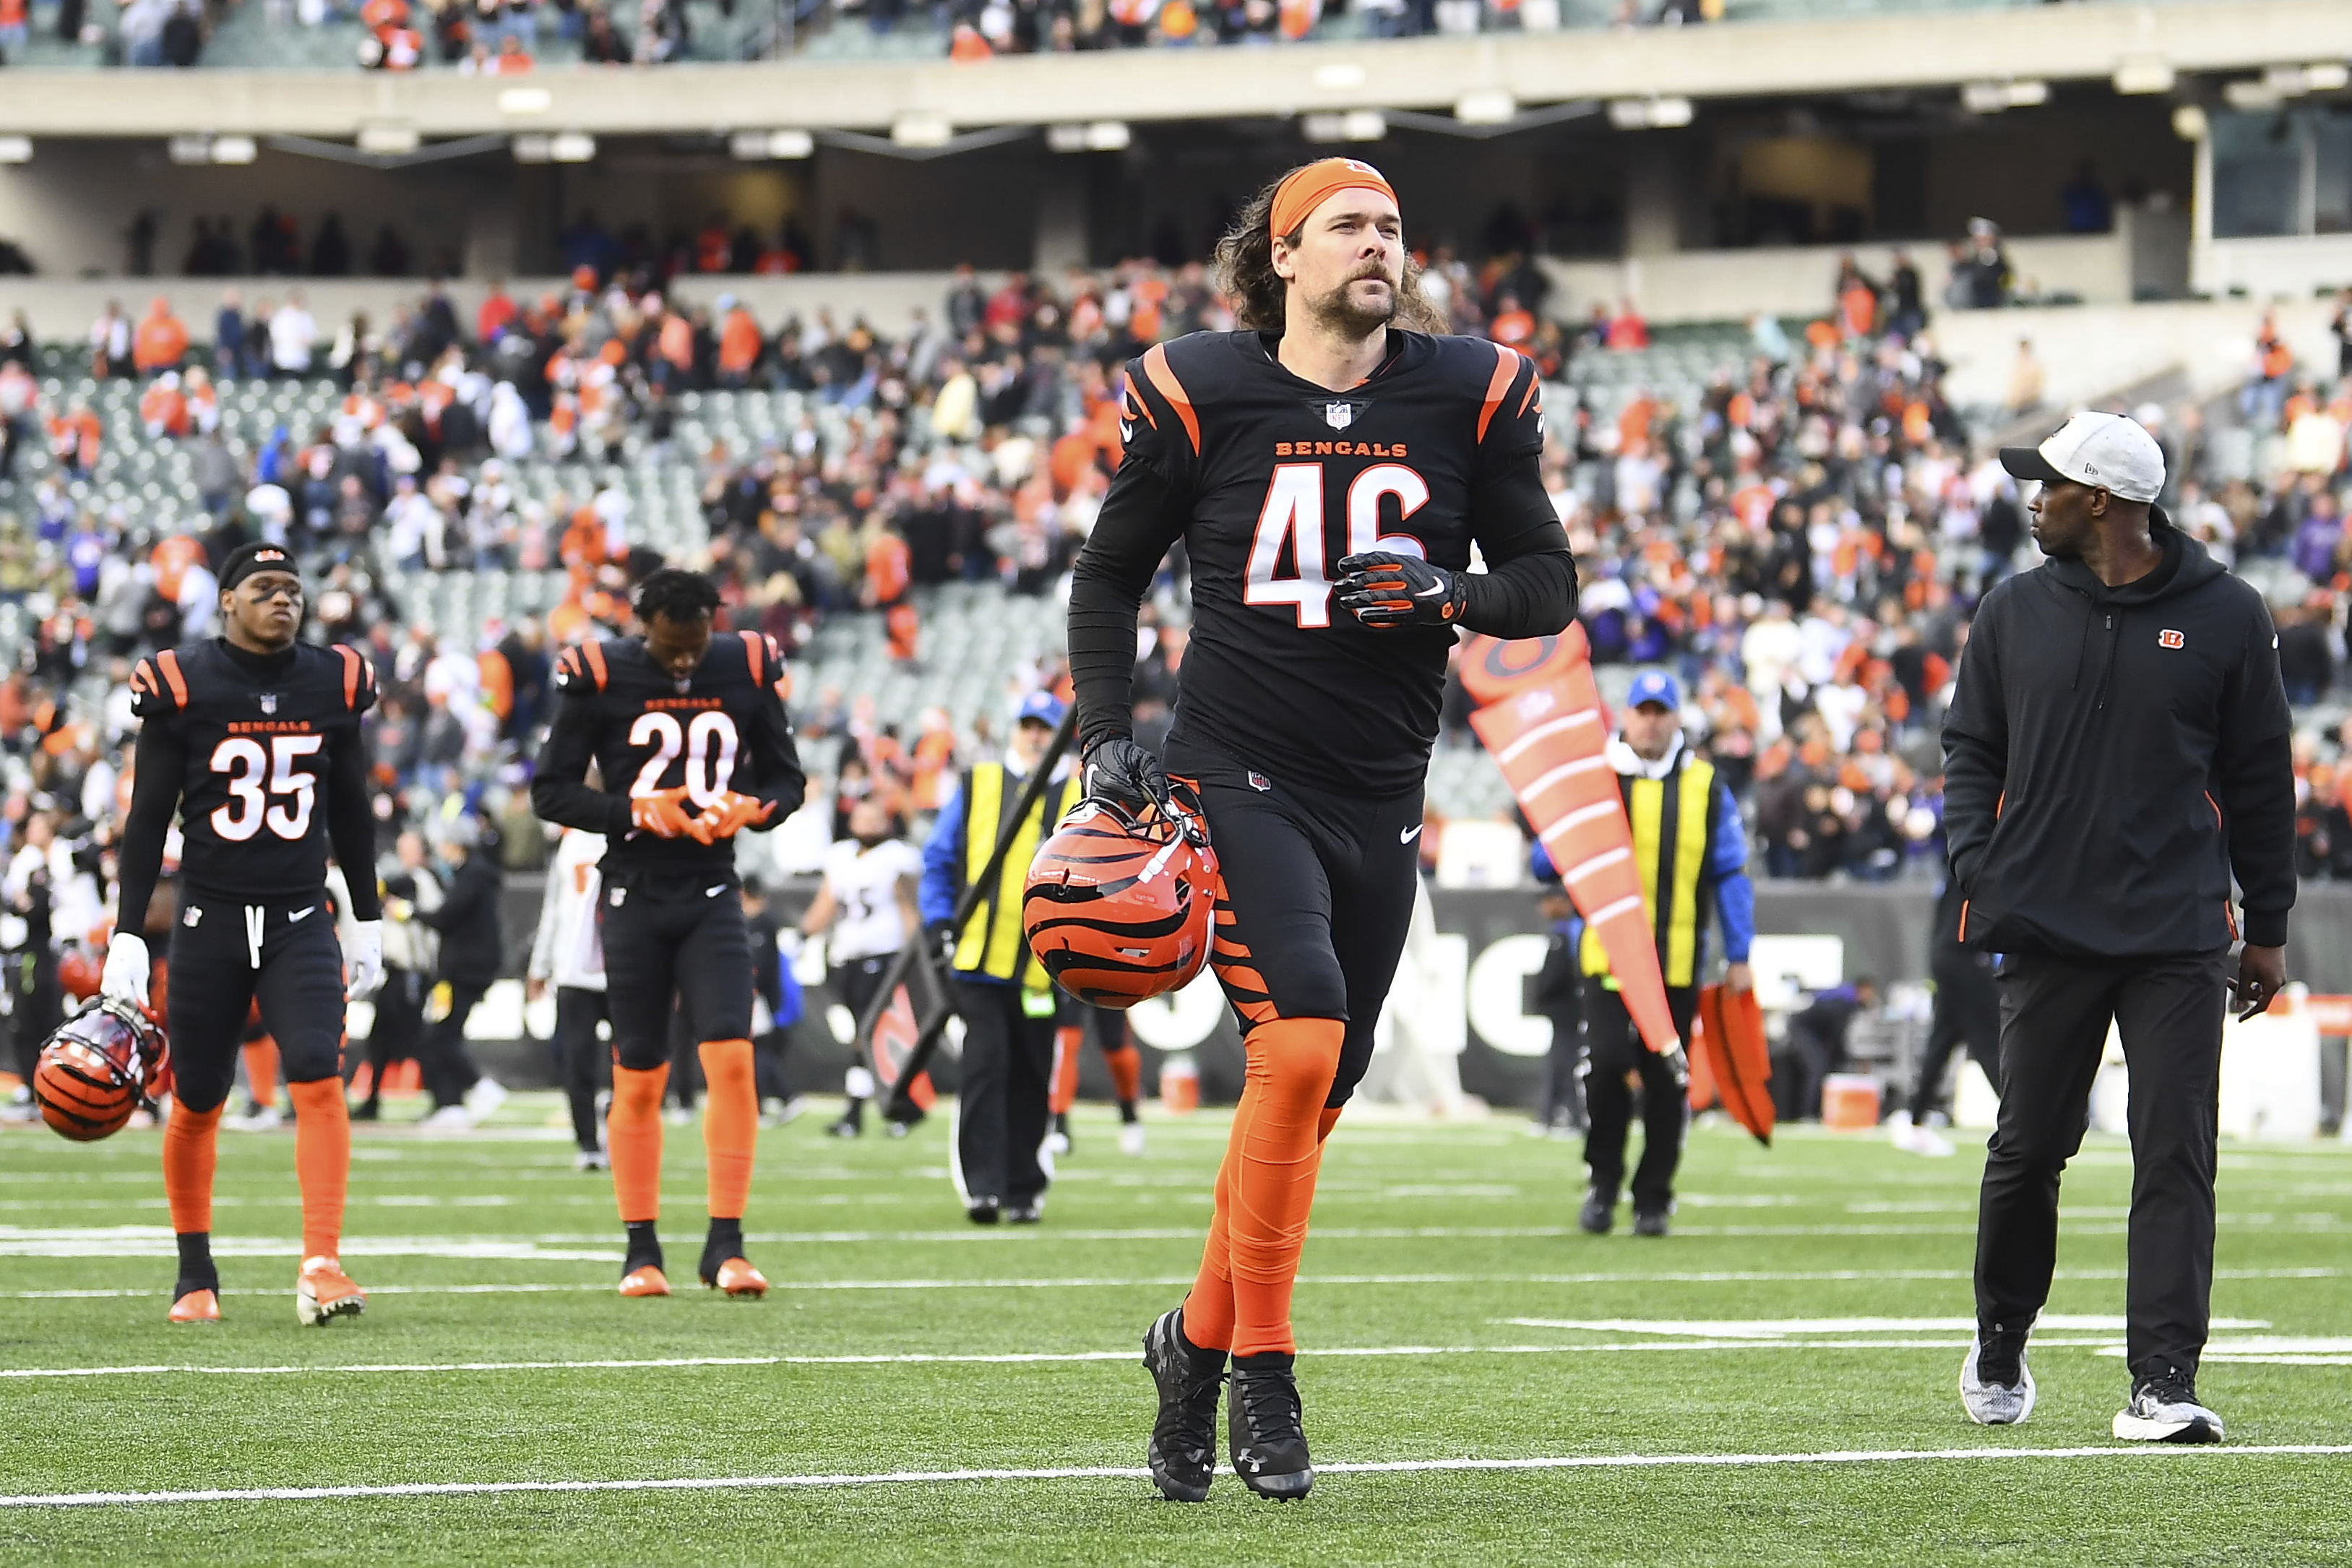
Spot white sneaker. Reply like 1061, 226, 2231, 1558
1043, 1129, 1072, 1157
574, 1148, 610, 1172
227, 1105, 283, 1133
462, 1076, 507, 1123
2, 1089, 40, 1124
1960, 1336, 2036, 1426
419, 1104, 475, 1131
1892, 1120, 1955, 1158
1119, 1121, 1147, 1157
2114, 1374, 2223, 1444
664, 1106, 693, 1127
761, 1096, 808, 1128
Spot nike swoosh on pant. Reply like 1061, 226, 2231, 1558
289, 906, 315, 921
707, 885, 728, 898
1400, 824, 1423, 844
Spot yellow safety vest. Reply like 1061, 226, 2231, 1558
951, 761, 1073, 988
1580, 756, 1718, 989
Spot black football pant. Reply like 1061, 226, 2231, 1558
168, 893, 345, 1116
1580, 978, 1697, 1214
952, 980, 1054, 1207
598, 869, 752, 1072
1910, 951, 2001, 1124
358, 965, 425, 1103
418, 980, 488, 1110
553, 986, 611, 1153
1168, 743, 1422, 1107
1976, 949, 2228, 1381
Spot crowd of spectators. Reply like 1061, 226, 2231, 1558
3, 249, 2351, 903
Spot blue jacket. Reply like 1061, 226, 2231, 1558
1528, 777, 1754, 968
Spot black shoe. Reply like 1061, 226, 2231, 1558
2114, 1369, 2224, 1444
1004, 1201, 1043, 1225
886, 1108, 923, 1138
1632, 1207, 1670, 1238
1142, 1308, 1224, 1503
1579, 1186, 1616, 1235
1227, 1353, 1314, 1500
350, 1100, 379, 1122
827, 1106, 863, 1139
967, 1197, 1001, 1225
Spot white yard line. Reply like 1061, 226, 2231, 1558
6, 1444, 2350, 1509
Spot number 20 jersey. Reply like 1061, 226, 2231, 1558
127, 639, 377, 903
1119, 329, 1550, 801
532, 630, 807, 876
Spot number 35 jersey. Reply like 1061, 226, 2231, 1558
530, 630, 808, 876
1119, 329, 1551, 801
128, 640, 377, 902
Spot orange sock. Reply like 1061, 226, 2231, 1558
1227, 1017, 1343, 1358
1049, 1026, 1082, 1116
1104, 1044, 1142, 1106
162, 1102, 221, 1234
697, 1039, 757, 1220
288, 1080, 349, 1259
1183, 1135, 1240, 1353
608, 1061, 669, 1224
242, 1038, 279, 1109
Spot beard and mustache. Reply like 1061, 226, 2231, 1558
1306, 265, 1400, 338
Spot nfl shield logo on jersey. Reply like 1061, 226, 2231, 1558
257, 693, 278, 715
1324, 402, 1354, 431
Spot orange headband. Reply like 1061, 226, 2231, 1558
1270, 158, 1398, 241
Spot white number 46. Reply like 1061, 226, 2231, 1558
1244, 462, 1430, 628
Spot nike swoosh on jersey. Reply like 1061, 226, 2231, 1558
1400, 824, 1424, 844
288, 905, 315, 922
707, 884, 728, 898
1119, 421, 1134, 444
1415, 582, 1449, 598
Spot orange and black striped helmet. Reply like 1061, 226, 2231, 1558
1023, 789, 1217, 1009
33, 1000, 168, 1142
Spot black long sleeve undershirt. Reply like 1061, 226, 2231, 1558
324, 726, 382, 921
115, 719, 184, 942
1067, 458, 1580, 747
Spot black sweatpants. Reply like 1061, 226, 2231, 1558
1168, 741, 1423, 1108
361, 965, 426, 1100
167, 892, 346, 1115
553, 985, 611, 1152
418, 979, 488, 1110
1976, 948, 2229, 1380
598, 869, 752, 1072
8, 947, 59, 1086
1540, 999, 1585, 1130
1910, 951, 2001, 1124
1580, 978, 1697, 1213
952, 979, 1054, 1207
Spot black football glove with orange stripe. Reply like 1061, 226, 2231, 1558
1334, 551, 1468, 630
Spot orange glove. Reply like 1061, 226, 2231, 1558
689, 791, 775, 845
631, 787, 697, 839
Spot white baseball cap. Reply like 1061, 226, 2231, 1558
1999, 411, 2165, 504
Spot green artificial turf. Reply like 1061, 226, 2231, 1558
1, 1097, 2348, 1564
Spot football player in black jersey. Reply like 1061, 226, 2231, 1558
531, 569, 806, 1299
1067, 159, 1578, 1500
105, 541, 387, 1327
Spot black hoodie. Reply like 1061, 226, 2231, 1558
1943, 518, 2294, 959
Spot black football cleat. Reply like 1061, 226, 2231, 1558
1227, 1353, 1313, 1500
967, 1197, 1001, 1225
1142, 1309, 1224, 1503
1579, 1186, 1616, 1235
1632, 1207, 1671, 1238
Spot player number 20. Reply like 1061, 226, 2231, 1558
209, 734, 323, 842
629, 710, 740, 806
1244, 462, 1430, 628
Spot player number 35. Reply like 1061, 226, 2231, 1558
209, 734, 323, 842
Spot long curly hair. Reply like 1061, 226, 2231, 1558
1212, 170, 1445, 337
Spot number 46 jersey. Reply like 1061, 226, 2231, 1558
128, 640, 377, 903
531, 630, 807, 875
